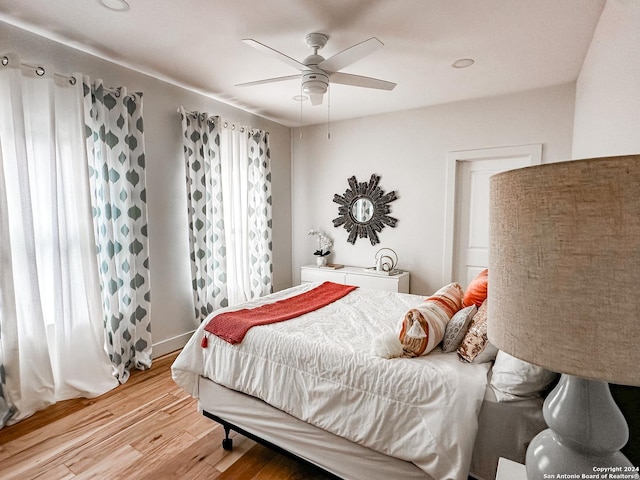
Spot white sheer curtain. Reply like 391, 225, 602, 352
219, 122, 273, 305
0, 54, 117, 427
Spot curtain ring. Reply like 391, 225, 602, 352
69, 76, 77, 85
114, 87, 121, 98
199, 113, 206, 121
35, 66, 45, 76
1, 56, 8, 67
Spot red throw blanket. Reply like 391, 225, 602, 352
205, 282, 358, 344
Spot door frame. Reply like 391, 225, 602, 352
442, 144, 542, 285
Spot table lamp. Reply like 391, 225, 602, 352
488, 155, 640, 478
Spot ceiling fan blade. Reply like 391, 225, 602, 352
242, 39, 307, 72
235, 74, 301, 88
309, 94, 324, 106
318, 37, 383, 73
330, 72, 396, 91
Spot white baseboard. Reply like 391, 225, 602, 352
152, 330, 196, 358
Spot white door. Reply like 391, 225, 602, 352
443, 145, 542, 287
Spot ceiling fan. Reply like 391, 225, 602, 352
236, 33, 396, 106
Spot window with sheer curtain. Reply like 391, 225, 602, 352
0, 54, 151, 427
0, 55, 118, 427
179, 108, 273, 323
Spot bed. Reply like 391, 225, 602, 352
172, 281, 550, 480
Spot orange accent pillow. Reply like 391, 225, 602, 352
463, 269, 488, 307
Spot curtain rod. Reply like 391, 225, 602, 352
177, 108, 255, 133
178, 107, 198, 117
2, 55, 76, 85
1, 54, 123, 97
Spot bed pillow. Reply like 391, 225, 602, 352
457, 300, 497, 363
442, 305, 477, 353
399, 282, 464, 357
463, 268, 488, 307
489, 351, 558, 402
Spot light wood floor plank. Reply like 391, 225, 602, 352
0, 350, 334, 480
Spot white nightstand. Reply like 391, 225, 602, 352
300, 265, 410, 293
496, 457, 526, 480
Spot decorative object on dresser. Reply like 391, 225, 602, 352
332, 174, 397, 245
308, 229, 332, 266
363, 247, 403, 276
488, 155, 640, 480
374, 247, 398, 272
300, 264, 409, 293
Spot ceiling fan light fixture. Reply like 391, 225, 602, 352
302, 71, 328, 95
303, 81, 327, 94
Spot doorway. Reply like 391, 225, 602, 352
442, 144, 542, 287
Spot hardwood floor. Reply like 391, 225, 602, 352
0, 352, 332, 480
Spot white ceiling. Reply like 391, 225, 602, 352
0, 0, 605, 127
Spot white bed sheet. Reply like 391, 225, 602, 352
172, 282, 491, 480
197, 377, 432, 480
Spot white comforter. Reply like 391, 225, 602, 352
172, 283, 490, 480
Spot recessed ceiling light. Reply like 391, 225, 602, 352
99, 0, 130, 12
452, 58, 475, 69
293, 95, 309, 102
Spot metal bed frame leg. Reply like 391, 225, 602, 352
202, 410, 341, 479
222, 425, 233, 451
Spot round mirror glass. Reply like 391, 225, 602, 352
351, 197, 374, 223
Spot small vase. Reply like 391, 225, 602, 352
316, 256, 327, 267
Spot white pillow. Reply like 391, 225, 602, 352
490, 350, 558, 402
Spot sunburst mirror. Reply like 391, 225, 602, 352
332, 174, 398, 245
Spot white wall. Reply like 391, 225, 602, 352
0, 21, 293, 357
573, 0, 640, 158
292, 84, 576, 295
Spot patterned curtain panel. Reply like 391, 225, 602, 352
179, 109, 228, 322
179, 108, 273, 320
84, 79, 151, 383
244, 129, 273, 299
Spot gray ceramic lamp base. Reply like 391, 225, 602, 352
526, 375, 636, 480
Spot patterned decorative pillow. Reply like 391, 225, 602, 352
399, 282, 464, 357
463, 268, 488, 307
442, 304, 477, 353
457, 300, 498, 363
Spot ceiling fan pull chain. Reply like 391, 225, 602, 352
299, 83, 304, 139
327, 84, 331, 140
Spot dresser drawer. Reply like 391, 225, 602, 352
300, 267, 346, 284
300, 265, 410, 293
345, 273, 400, 292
